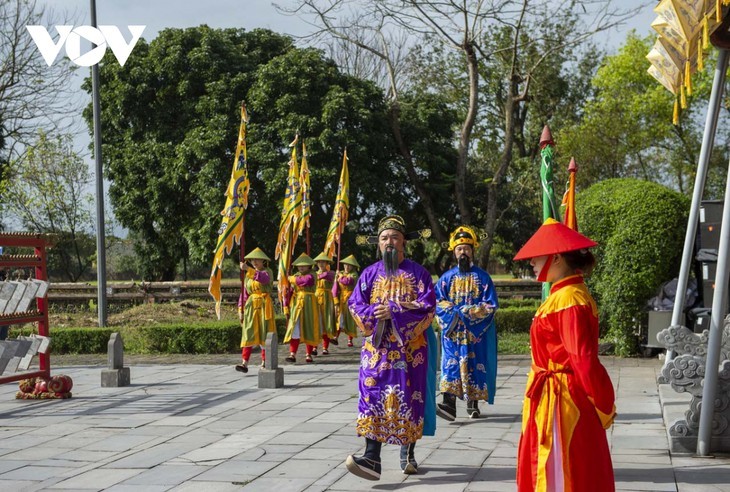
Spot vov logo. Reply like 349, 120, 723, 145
26, 25, 146, 67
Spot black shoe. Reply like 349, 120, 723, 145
322, 349, 329, 355
330, 337, 339, 346
234, 364, 248, 373
437, 393, 457, 421
285, 355, 296, 363
400, 443, 418, 474
436, 403, 456, 421
311, 348, 318, 356
345, 454, 381, 480
467, 400, 480, 419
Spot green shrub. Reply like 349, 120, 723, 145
495, 307, 536, 333
124, 323, 240, 354
499, 298, 541, 309
39, 315, 291, 355
39, 327, 115, 354
27, 311, 535, 355
578, 178, 689, 356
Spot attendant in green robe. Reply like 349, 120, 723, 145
313, 252, 337, 355
334, 255, 360, 347
235, 247, 276, 374
284, 253, 321, 363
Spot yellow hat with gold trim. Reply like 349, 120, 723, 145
448, 225, 479, 251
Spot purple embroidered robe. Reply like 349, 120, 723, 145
348, 259, 436, 445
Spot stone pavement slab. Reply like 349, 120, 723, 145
0, 354, 726, 490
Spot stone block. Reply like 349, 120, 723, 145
101, 367, 130, 387
258, 368, 284, 389
101, 332, 130, 387
14, 280, 39, 313
0, 282, 17, 312
108, 332, 124, 370
4, 281, 26, 313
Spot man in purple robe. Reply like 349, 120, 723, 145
345, 215, 436, 480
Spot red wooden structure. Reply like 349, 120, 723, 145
0, 232, 51, 384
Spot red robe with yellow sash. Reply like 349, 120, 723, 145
517, 274, 616, 492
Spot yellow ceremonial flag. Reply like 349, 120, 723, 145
295, 141, 311, 238
275, 137, 302, 311
208, 105, 250, 319
324, 150, 350, 257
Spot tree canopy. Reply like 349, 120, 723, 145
85, 26, 458, 279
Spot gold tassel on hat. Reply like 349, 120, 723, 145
704, 16, 710, 49
685, 61, 692, 96
673, 98, 679, 126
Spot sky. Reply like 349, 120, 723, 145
46, 0, 658, 45
32, 0, 658, 234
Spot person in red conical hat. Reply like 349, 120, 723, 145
514, 218, 616, 492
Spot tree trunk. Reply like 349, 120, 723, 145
480, 88, 518, 267
455, 43, 479, 225
388, 102, 447, 247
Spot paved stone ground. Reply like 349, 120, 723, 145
0, 348, 727, 491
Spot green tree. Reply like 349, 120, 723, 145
558, 32, 730, 197
84, 27, 294, 280
287, 0, 641, 269
0, 0, 79, 217
577, 178, 690, 356
86, 26, 428, 279
5, 132, 96, 281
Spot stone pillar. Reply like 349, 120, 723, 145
258, 331, 284, 389
101, 332, 130, 387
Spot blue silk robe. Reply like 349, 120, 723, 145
436, 265, 498, 403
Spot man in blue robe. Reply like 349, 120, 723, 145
435, 226, 498, 420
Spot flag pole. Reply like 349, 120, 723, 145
306, 226, 311, 256
242, 101, 248, 318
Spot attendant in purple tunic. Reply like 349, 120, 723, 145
345, 215, 436, 481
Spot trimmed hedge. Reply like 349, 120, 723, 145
577, 178, 689, 356
499, 298, 541, 309
495, 307, 536, 333
11, 316, 289, 355
13, 310, 535, 354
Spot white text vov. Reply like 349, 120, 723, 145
26, 25, 146, 67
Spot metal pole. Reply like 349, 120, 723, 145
90, 0, 107, 327
664, 49, 728, 365
698, 154, 730, 456
697, 51, 730, 455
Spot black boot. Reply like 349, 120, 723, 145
346, 438, 382, 480
437, 393, 457, 421
467, 400, 481, 419
400, 442, 418, 474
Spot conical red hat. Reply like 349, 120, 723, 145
513, 218, 597, 261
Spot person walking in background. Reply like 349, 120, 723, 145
334, 254, 360, 347
283, 253, 321, 364
235, 248, 276, 373
435, 226, 498, 420
513, 218, 616, 492
313, 252, 337, 355
345, 215, 436, 480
